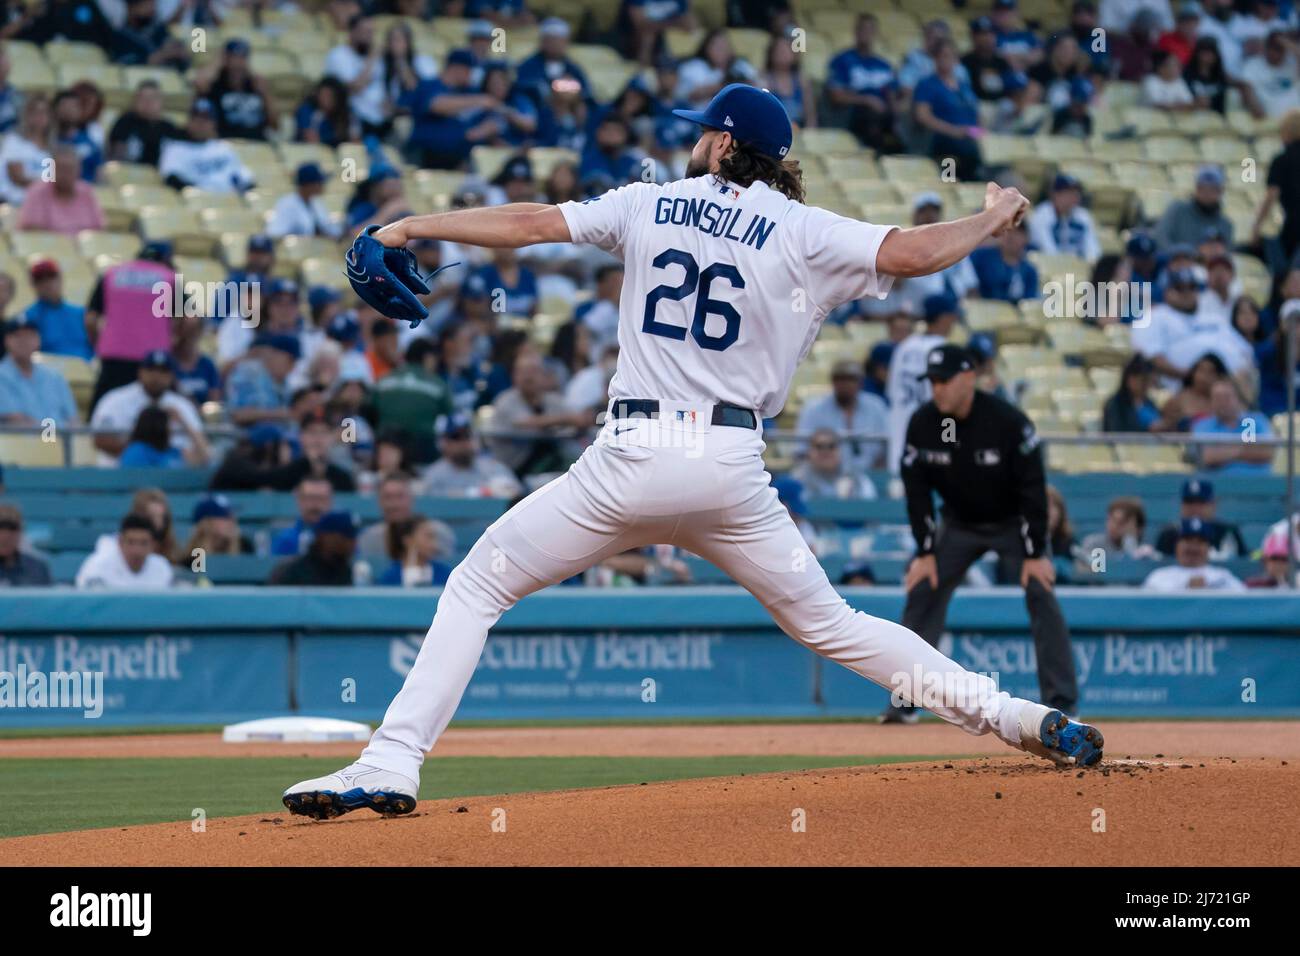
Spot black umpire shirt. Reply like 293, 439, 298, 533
900, 391, 1049, 558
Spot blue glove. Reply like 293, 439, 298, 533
344, 225, 459, 329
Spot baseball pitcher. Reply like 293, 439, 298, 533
285, 84, 1103, 819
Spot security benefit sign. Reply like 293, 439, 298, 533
819, 631, 1300, 716
0, 633, 289, 726
295, 630, 817, 718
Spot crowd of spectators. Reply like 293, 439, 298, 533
0, 0, 1298, 592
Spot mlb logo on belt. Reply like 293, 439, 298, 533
676, 410, 697, 423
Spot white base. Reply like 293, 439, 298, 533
222, 716, 372, 743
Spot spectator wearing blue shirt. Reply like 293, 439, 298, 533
762, 29, 816, 129
970, 221, 1039, 303
462, 249, 539, 317
515, 18, 591, 106
270, 475, 334, 556
479, 62, 540, 148
621, 0, 695, 66
0, 316, 79, 427
401, 50, 501, 169
1102, 355, 1163, 432
213, 234, 275, 325
172, 312, 222, 406
1256, 300, 1300, 415
827, 14, 901, 151
912, 39, 983, 181
295, 77, 357, 146
899, 20, 970, 92
991, 0, 1043, 70
52, 88, 102, 182
466, 0, 535, 27
23, 260, 92, 360
1068, 0, 1112, 72
864, 341, 893, 402
0, 46, 21, 134
118, 406, 190, 468
376, 515, 454, 587
226, 334, 299, 427
1193, 378, 1277, 473
579, 113, 643, 183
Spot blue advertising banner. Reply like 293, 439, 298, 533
0, 632, 289, 726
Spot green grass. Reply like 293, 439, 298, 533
0, 754, 952, 840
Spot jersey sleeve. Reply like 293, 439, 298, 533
798, 204, 899, 313
558, 181, 657, 257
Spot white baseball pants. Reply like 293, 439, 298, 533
361, 406, 1037, 780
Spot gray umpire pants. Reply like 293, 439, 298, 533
900, 517, 1079, 714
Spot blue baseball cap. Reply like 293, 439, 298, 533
254, 333, 301, 359
968, 332, 998, 361
1003, 70, 1029, 93
1166, 266, 1201, 290
326, 310, 360, 343
267, 277, 299, 299
1052, 172, 1083, 192
1179, 517, 1215, 540
971, 16, 995, 32
225, 38, 251, 56
139, 239, 173, 263
192, 494, 233, 523
247, 423, 283, 447
2, 314, 39, 335
1182, 479, 1215, 503
923, 292, 961, 322
308, 285, 341, 313
467, 18, 494, 38
671, 83, 793, 160
140, 349, 174, 371
437, 411, 474, 438
247, 234, 273, 254
868, 341, 895, 368
1126, 233, 1157, 258
772, 475, 808, 516
447, 49, 476, 69
315, 511, 358, 539
296, 162, 326, 187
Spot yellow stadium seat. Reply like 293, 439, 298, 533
299, 257, 353, 293
10, 231, 81, 263
102, 161, 164, 188
1113, 443, 1190, 474
199, 207, 266, 237
137, 206, 217, 256
277, 234, 342, 266
0, 435, 67, 467
43, 41, 108, 67
119, 183, 182, 208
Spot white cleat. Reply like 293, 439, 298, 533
282, 762, 419, 820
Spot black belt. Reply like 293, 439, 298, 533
610, 399, 758, 429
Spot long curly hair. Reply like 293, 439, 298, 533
714, 141, 805, 203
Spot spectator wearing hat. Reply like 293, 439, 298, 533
967, 332, 1009, 400
377, 515, 454, 588
912, 37, 983, 181
1052, 74, 1095, 136
863, 341, 893, 401
895, 342, 1078, 720
108, 0, 190, 68
90, 349, 204, 466
1143, 517, 1246, 591
515, 17, 591, 105
1154, 478, 1248, 558
227, 334, 299, 426
1246, 531, 1297, 588
487, 155, 539, 208
268, 163, 342, 239
886, 293, 962, 475
16, 143, 105, 235
208, 423, 287, 491
827, 14, 901, 152
1124, 232, 1163, 296
217, 235, 276, 322
0, 503, 52, 587
218, 277, 303, 371
989, 68, 1043, 134
970, 220, 1039, 304
419, 411, 523, 498
1133, 267, 1253, 386
85, 240, 175, 408
269, 510, 359, 586
178, 494, 254, 567
1241, 29, 1300, 118
159, 97, 255, 193
1028, 173, 1102, 261
0, 315, 78, 427
991, 0, 1043, 70
796, 360, 889, 475
401, 50, 505, 170
75, 512, 174, 590
20, 260, 91, 360
839, 561, 877, 586
319, 311, 374, 386
194, 38, 275, 140
1192, 378, 1276, 474
1155, 165, 1235, 249
1102, 354, 1164, 431
108, 79, 183, 166
963, 16, 1015, 101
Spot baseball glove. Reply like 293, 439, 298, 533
344, 225, 458, 329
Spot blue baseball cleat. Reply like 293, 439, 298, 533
1018, 706, 1105, 767
283, 763, 419, 820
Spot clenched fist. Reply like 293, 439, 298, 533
984, 182, 1031, 236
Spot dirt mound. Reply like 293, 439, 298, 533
4, 756, 1294, 866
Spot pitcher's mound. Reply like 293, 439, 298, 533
4, 756, 1295, 866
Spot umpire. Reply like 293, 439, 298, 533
885, 343, 1078, 722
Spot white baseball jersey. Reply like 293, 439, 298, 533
356, 174, 1046, 783
557, 176, 897, 418
885, 331, 946, 474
